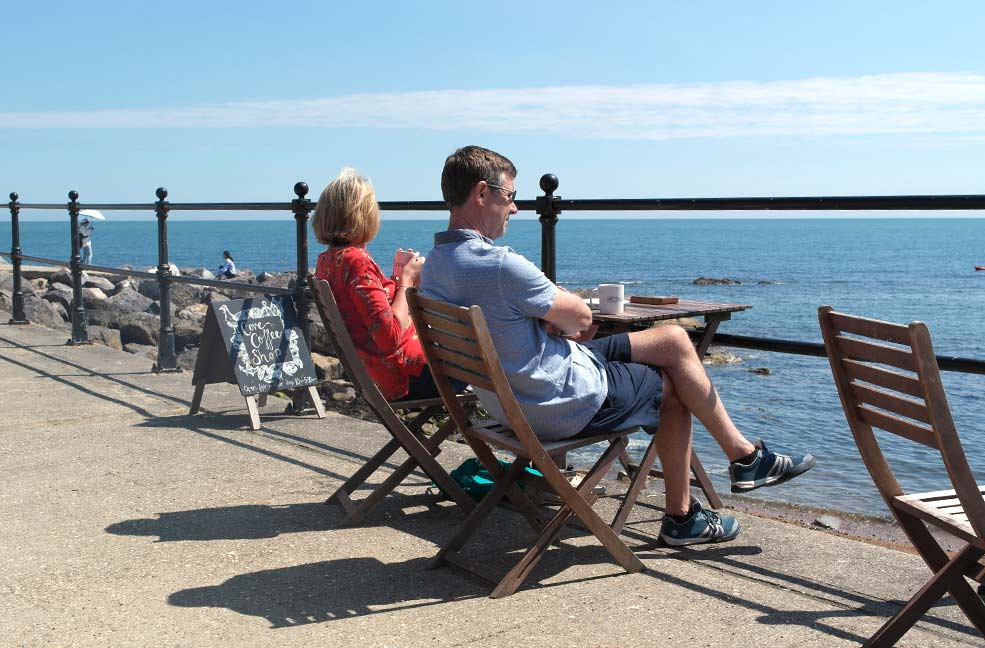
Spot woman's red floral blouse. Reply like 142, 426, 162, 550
315, 246, 425, 400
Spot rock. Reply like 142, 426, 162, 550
119, 312, 160, 346
86, 287, 154, 328
703, 351, 742, 365
50, 300, 69, 323
146, 301, 178, 319
124, 342, 158, 361
256, 271, 296, 289
331, 387, 357, 402
87, 325, 123, 350
176, 304, 208, 321
22, 293, 69, 330
20, 268, 57, 281
51, 268, 88, 287
309, 317, 335, 355
173, 318, 201, 350
137, 278, 159, 301
327, 378, 356, 402
812, 515, 842, 531
168, 282, 204, 311
311, 352, 344, 380
176, 347, 198, 371
201, 289, 226, 304
693, 277, 741, 285
757, 280, 773, 285
50, 281, 73, 293
748, 367, 773, 375
43, 285, 74, 310
113, 278, 136, 295
0, 271, 12, 293
82, 287, 108, 305
84, 275, 115, 292
184, 268, 215, 280
0, 288, 11, 311
30, 278, 47, 292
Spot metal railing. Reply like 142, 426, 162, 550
3, 184, 313, 375
5, 174, 985, 376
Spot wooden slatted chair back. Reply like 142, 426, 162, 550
818, 305, 985, 539
309, 276, 404, 425
407, 288, 543, 457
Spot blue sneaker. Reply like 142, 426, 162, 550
660, 498, 740, 546
729, 439, 815, 493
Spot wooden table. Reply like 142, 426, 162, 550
591, 298, 752, 511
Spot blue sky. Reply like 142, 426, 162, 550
2, 0, 985, 219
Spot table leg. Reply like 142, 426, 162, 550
694, 314, 728, 359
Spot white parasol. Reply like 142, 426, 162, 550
79, 209, 106, 221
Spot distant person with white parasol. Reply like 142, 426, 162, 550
78, 209, 105, 265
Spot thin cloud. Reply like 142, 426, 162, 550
2, 72, 985, 139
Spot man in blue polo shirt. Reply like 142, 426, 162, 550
421, 145, 815, 546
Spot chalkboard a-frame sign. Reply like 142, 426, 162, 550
189, 296, 325, 429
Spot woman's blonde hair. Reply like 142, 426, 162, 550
312, 167, 380, 246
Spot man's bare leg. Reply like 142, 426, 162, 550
654, 376, 694, 516
628, 325, 755, 462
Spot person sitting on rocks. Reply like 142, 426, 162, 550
312, 167, 463, 401
216, 251, 236, 279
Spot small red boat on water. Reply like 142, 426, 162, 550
977, 266, 985, 271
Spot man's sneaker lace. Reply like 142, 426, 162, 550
729, 439, 816, 493
659, 498, 740, 546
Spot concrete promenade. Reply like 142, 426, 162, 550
0, 313, 980, 647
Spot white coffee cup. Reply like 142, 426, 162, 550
597, 283, 625, 314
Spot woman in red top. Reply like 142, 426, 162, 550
312, 168, 447, 401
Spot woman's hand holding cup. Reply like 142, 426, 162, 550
392, 248, 417, 279
400, 252, 425, 287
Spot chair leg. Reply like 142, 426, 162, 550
491, 502, 578, 598
612, 438, 661, 533
465, 435, 546, 531
689, 452, 723, 510
328, 408, 475, 522
492, 444, 638, 597
430, 457, 528, 570
865, 543, 985, 647
896, 513, 985, 634
532, 438, 644, 575
325, 407, 438, 510
338, 418, 475, 526
326, 437, 403, 509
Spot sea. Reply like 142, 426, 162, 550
3, 216, 985, 518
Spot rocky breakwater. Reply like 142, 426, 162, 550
0, 265, 362, 411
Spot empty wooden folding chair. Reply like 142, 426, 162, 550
309, 276, 477, 526
408, 288, 644, 598
819, 305, 985, 646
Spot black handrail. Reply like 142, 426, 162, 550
688, 331, 985, 375
5, 177, 985, 380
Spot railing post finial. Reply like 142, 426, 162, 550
536, 173, 561, 283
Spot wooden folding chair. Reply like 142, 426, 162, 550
308, 276, 477, 526
819, 305, 985, 646
408, 288, 644, 598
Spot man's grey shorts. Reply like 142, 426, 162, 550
579, 333, 663, 434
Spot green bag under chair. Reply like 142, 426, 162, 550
445, 457, 543, 501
